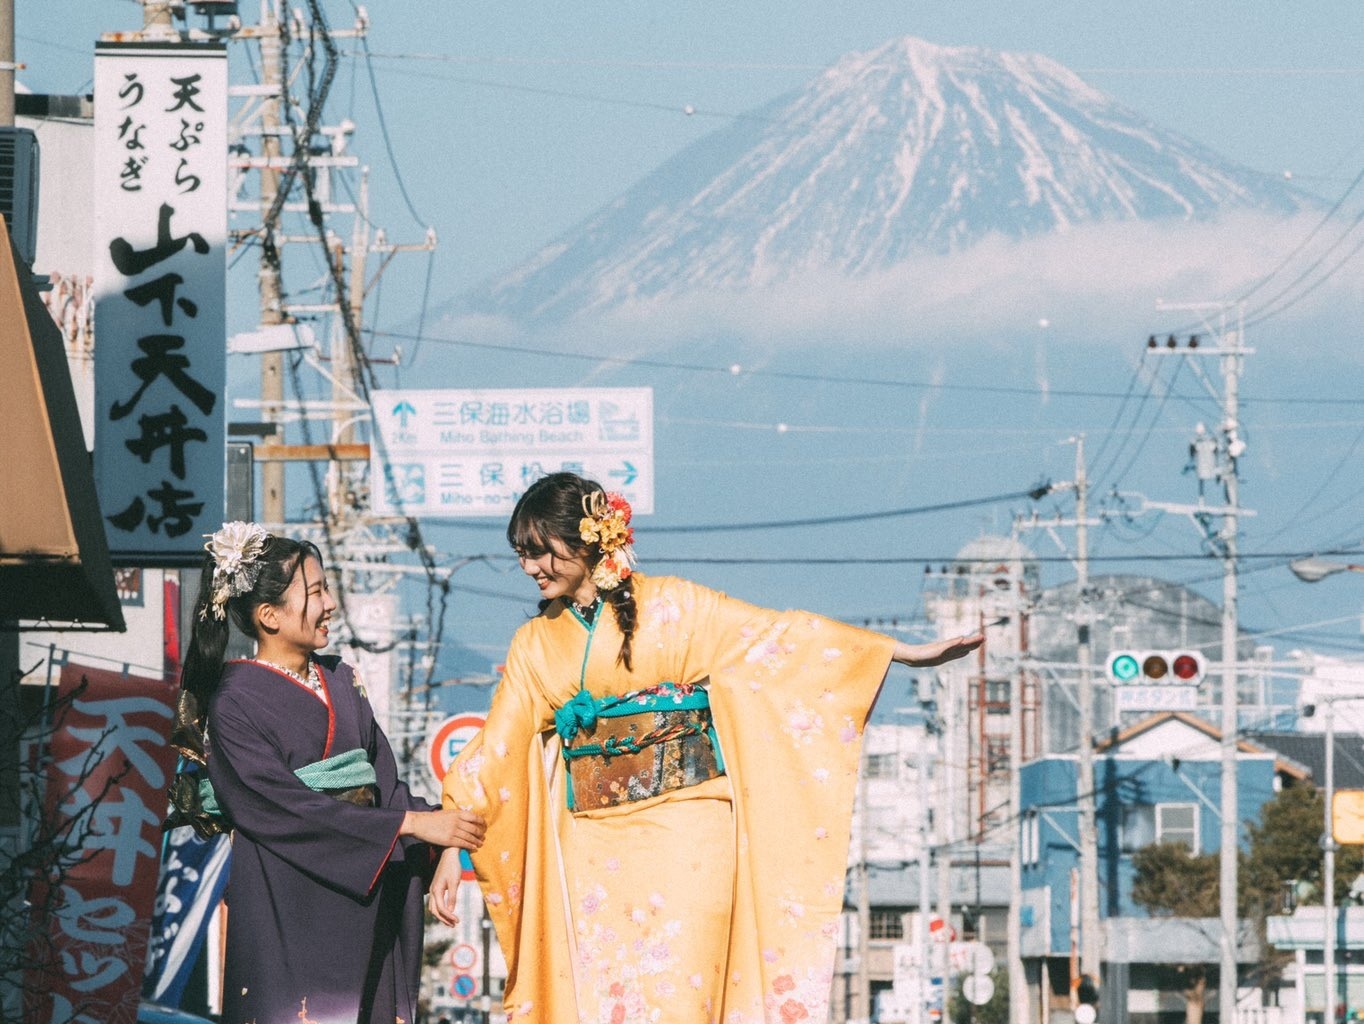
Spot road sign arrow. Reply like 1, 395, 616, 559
392, 400, 416, 429
609, 461, 637, 486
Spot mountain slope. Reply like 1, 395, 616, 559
466, 36, 1312, 322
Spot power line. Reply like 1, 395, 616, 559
353, 28, 429, 230
372, 327, 1364, 405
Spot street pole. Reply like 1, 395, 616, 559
857, 753, 872, 1024
0, 0, 14, 127
920, 736, 934, 1024
141, 0, 175, 33
1152, 305, 1249, 1024
481, 904, 493, 1024
258, 1, 286, 525
1008, 622, 1027, 1023
1325, 700, 1337, 1024
1218, 321, 1243, 1024
937, 693, 953, 1022
1073, 436, 1103, 993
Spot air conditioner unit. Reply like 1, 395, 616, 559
0, 127, 39, 266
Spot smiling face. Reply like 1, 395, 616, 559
254, 555, 337, 659
515, 535, 594, 605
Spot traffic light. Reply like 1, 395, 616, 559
1074, 974, 1100, 1024
1105, 650, 1205, 685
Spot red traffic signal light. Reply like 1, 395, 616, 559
1172, 654, 1202, 681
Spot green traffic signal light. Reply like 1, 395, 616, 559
1109, 653, 1140, 682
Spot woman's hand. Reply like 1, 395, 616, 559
892, 632, 985, 667
429, 847, 463, 926
400, 808, 487, 850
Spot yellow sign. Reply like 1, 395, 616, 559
1332, 790, 1364, 844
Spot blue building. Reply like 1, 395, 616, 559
1019, 712, 1308, 1024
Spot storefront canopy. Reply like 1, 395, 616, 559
0, 218, 124, 629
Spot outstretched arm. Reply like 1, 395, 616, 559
892, 632, 984, 667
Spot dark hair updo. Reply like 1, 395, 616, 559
508, 472, 638, 671
173, 532, 323, 757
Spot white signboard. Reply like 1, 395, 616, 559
345, 592, 398, 729
1114, 685, 1200, 711
371, 388, 654, 517
93, 42, 228, 562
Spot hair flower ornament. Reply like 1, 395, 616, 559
202, 521, 270, 620
579, 491, 636, 591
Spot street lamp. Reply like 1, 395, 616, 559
1289, 557, 1364, 584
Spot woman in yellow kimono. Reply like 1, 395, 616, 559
432, 473, 981, 1024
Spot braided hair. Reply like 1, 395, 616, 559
508, 473, 638, 671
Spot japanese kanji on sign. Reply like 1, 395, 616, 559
371, 387, 655, 518
23, 663, 179, 1024
93, 42, 228, 562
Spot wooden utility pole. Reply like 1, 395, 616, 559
0, 0, 14, 127
258, 2, 286, 524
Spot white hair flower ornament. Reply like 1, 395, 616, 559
201, 521, 270, 621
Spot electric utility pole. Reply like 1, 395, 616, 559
1071, 436, 1102, 1000
0, 0, 15, 127
1148, 307, 1250, 1024
256, 1, 286, 525
1012, 437, 1104, 1016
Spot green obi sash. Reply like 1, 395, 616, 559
197, 746, 379, 821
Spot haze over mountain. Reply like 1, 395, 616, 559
459, 36, 1313, 324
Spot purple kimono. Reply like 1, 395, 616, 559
207, 655, 434, 1024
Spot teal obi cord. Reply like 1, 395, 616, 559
553, 682, 726, 810
198, 746, 377, 821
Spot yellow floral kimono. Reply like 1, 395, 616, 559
443, 573, 896, 1024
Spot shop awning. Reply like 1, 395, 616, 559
0, 218, 124, 630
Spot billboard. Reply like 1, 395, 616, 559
24, 663, 178, 1023
371, 388, 654, 518
93, 42, 228, 563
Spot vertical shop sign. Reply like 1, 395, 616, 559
93, 43, 228, 562
25, 663, 178, 1023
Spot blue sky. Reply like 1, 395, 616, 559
25, 3, 1364, 291
22, 2, 1364, 684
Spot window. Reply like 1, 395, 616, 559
1021, 811, 1040, 867
1121, 802, 1199, 854
1121, 805, 1155, 853
864, 753, 898, 779
869, 909, 905, 940
1157, 803, 1198, 852
986, 738, 1010, 776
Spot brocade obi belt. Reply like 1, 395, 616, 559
197, 747, 380, 823
553, 681, 726, 811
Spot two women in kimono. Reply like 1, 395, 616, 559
173, 523, 486, 1024
432, 472, 983, 1024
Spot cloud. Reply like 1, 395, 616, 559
424, 209, 1364, 378
532, 210, 1364, 350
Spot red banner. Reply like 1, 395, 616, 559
25, 663, 177, 1024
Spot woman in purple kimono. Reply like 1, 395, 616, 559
172, 522, 485, 1024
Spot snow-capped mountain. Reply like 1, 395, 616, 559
466, 36, 1312, 322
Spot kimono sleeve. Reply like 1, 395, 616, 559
208, 692, 408, 900
656, 576, 897, 1015
441, 633, 574, 1018
661, 575, 897, 700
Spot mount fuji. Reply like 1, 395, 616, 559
460, 36, 1313, 324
